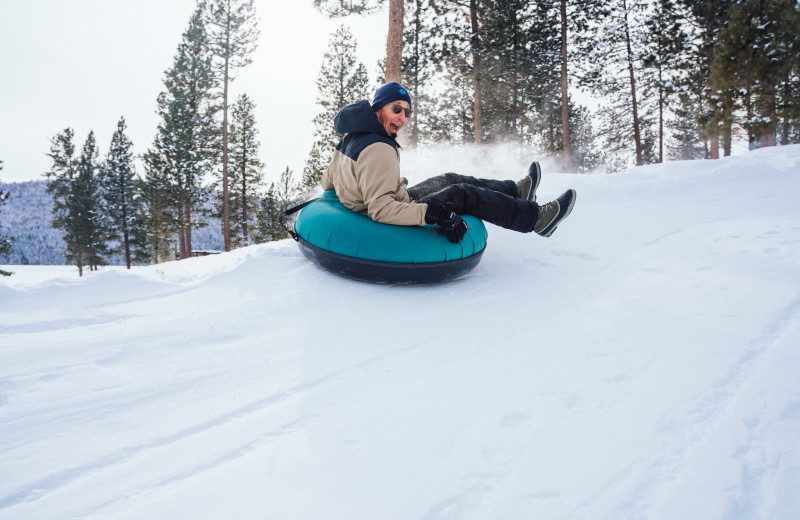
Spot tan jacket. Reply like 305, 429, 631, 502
321, 100, 428, 226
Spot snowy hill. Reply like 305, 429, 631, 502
1, 145, 799, 519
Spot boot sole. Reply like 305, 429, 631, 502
538, 189, 576, 237
527, 162, 542, 202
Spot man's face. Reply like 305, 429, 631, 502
375, 100, 411, 138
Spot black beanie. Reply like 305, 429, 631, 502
371, 82, 412, 111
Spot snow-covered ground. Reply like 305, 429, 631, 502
2, 145, 799, 519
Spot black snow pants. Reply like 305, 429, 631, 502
407, 173, 540, 233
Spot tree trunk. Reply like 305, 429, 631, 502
623, 0, 643, 166
759, 77, 777, 147
723, 117, 732, 155
385, 0, 404, 83
781, 70, 790, 145
178, 204, 187, 259
658, 91, 665, 162
185, 200, 193, 256
709, 133, 719, 159
122, 200, 131, 269
658, 66, 664, 163
241, 155, 249, 247
222, 52, 232, 252
510, 6, 519, 140
560, 0, 571, 171
470, 0, 482, 145
705, 0, 719, 160
123, 228, 131, 269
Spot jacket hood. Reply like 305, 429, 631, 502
334, 100, 392, 138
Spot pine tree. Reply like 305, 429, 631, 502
641, 0, 689, 162
100, 117, 148, 268
253, 184, 285, 243
66, 132, 112, 275
429, 1, 565, 147
556, 0, 609, 170
567, 104, 604, 173
44, 128, 77, 233
401, 0, 439, 146
580, 0, 652, 166
140, 166, 178, 263
426, 0, 486, 144
423, 0, 480, 144
478, 0, 543, 143
668, 90, 707, 159
225, 93, 264, 248
144, 4, 217, 260
304, 25, 369, 187
44, 128, 85, 267
205, 0, 260, 252
534, 96, 601, 172
677, 0, 735, 158
712, 0, 800, 148
302, 141, 328, 189
425, 68, 478, 144
0, 160, 12, 276
254, 166, 299, 243
773, 0, 800, 145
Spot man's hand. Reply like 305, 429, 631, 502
425, 201, 469, 243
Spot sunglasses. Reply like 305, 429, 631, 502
391, 104, 413, 117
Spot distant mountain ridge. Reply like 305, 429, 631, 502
0, 180, 224, 265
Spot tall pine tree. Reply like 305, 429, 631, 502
641, 0, 689, 162
423, 0, 480, 144
400, 0, 439, 146
44, 128, 87, 267
44, 128, 77, 234
100, 117, 147, 268
144, 4, 217, 260
204, 0, 260, 252
554, 0, 609, 170
304, 25, 369, 187
66, 132, 112, 276
668, 90, 707, 159
712, 0, 800, 148
140, 165, 178, 264
254, 166, 299, 243
225, 93, 264, 248
677, 0, 735, 158
427, 0, 486, 144
580, 0, 652, 167
427, 1, 575, 151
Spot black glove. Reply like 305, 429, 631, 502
425, 201, 469, 243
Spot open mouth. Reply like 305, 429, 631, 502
390, 123, 401, 133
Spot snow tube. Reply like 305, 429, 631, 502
292, 191, 488, 284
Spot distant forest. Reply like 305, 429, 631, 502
0, 181, 223, 266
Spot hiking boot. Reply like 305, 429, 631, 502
534, 189, 577, 237
516, 161, 542, 202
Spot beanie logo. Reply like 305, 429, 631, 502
399, 88, 407, 95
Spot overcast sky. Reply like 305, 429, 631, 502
0, 0, 387, 184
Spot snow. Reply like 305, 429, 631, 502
2, 144, 800, 519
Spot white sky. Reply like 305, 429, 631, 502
0, 0, 387, 184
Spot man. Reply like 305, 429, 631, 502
322, 81, 576, 243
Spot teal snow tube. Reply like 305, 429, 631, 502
292, 191, 487, 284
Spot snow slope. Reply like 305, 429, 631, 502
2, 145, 800, 519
